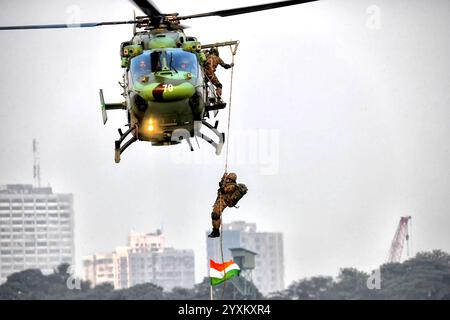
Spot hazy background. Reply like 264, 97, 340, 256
0, 0, 449, 285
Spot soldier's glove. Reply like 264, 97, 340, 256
219, 182, 225, 193
224, 63, 233, 69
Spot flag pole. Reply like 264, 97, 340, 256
210, 283, 213, 300
209, 261, 214, 300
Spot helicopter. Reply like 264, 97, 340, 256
0, 0, 319, 163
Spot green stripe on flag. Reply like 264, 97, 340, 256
210, 269, 240, 286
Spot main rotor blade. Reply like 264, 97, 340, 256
178, 0, 319, 20
129, 0, 162, 18
0, 20, 136, 31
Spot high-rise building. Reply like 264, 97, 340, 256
83, 229, 195, 291
206, 221, 284, 295
0, 184, 75, 284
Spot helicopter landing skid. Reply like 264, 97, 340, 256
114, 124, 138, 163
195, 120, 225, 155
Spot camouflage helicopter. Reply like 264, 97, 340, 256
0, 0, 318, 163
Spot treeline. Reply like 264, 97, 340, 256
0, 250, 449, 300
270, 250, 450, 300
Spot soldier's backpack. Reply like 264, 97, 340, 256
228, 183, 248, 207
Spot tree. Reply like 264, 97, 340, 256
109, 283, 164, 300
329, 268, 373, 300
0, 269, 48, 300
378, 250, 450, 299
282, 276, 334, 300
165, 287, 195, 300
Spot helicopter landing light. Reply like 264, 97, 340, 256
147, 118, 156, 132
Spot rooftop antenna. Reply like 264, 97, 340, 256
33, 139, 41, 188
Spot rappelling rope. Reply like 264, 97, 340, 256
224, 42, 239, 173
218, 42, 239, 301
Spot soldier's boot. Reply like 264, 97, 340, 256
208, 228, 220, 238
209, 211, 221, 238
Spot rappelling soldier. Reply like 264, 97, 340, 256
204, 47, 234, 98
208, 172, 248, 238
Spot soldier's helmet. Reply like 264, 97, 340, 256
210, 47, 219, 56
226, 172, 237, 182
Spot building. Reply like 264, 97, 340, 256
0, 184, 75, 284
83, 253, 114, 287
206, 221, 284, 295
126, 247, 195, 289
83, 229, 195, 291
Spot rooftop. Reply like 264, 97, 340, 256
0, 184, 53, 195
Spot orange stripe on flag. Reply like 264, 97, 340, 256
210, 259, 235, 272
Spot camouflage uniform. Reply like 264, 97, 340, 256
204, 49, 233, 97
208, 172, 247, 238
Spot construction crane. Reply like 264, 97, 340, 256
387, 216, 412, 263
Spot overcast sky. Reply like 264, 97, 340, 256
0, 0, 449, 286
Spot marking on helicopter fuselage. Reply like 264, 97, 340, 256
152, 84, 166, 102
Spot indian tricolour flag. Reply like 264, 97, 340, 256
210, 259, 240, 286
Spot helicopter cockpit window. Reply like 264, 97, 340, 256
168, 50, 198, 77
130, 51, 162, 83
131, 50, 198, 84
